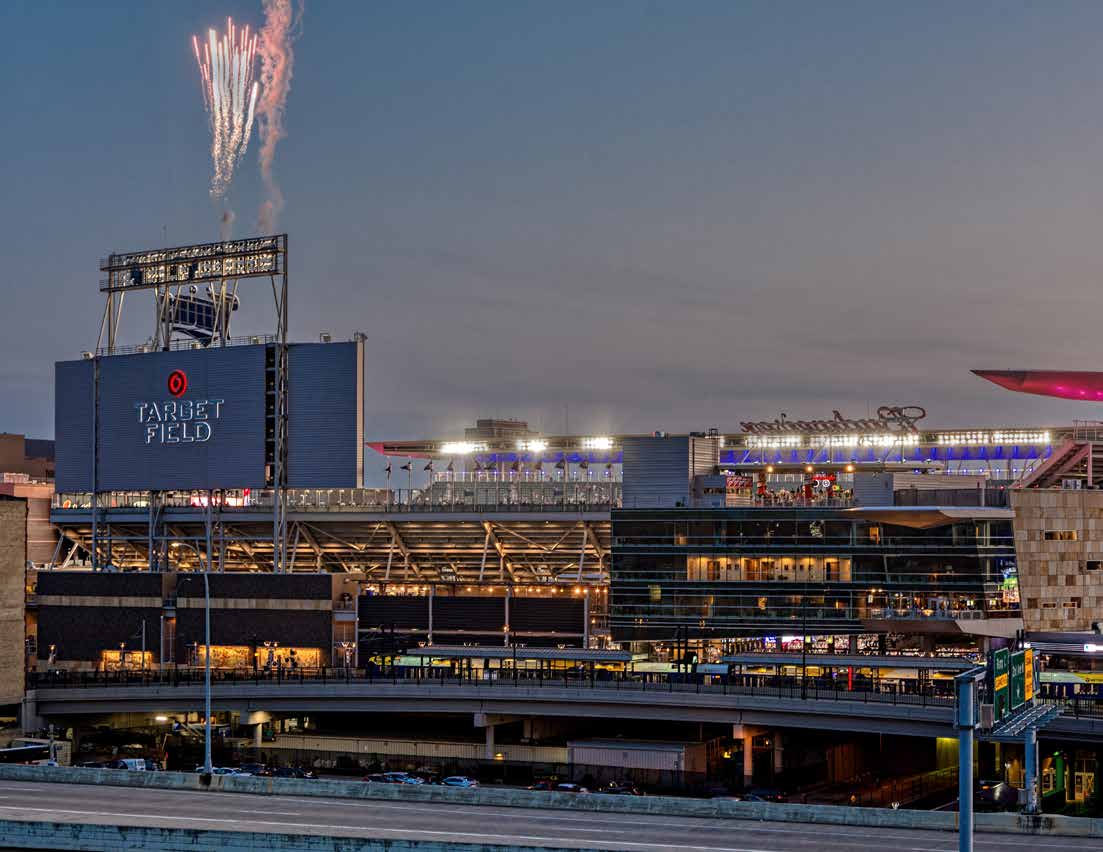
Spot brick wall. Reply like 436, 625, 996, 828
0, 498, 27, 704
1011, 489, 1103, 632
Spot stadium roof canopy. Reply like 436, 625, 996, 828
973, 369, 1103, 402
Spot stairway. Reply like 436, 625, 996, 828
1017, 439, 1103, 489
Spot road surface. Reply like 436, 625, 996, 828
0, 779, 1094, 851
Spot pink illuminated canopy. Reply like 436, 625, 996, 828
972, 370, 1103, 401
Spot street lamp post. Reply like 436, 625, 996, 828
800, 586, 808, 700
173, 542, 213, 775
202, 569, 211, 775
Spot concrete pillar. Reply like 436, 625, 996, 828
583, 590, 590, 649
848, 634, 858, 654
743, 730, 754, 787
504, 587, 511, 647
428, 584, 435, 646
734, 724, 757, 787
485, 723, 495, 761
253, 724, 263, 749
772, 733, 784, 777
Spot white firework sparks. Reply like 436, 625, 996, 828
193, 18, 259, 199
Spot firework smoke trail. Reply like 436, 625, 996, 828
193, 18, 259, 199
257, 0, 302, 231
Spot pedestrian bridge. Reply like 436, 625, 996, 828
25, 672, 1103, 742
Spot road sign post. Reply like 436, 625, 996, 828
955, 666, 985, 852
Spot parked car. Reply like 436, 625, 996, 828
742, 788, 787, 803
273, 766, 318, 780
441, 776, 479, 788
527, 780, 557, 791
364, 771, 419, 784
975, 779, 1019, 811
238, 763, 270, 776
596, 781, 641, 796
555, 783, 589, 794
109, 758, 157, 771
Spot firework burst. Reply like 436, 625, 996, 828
193, 18, 259, 199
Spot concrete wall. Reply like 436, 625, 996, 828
0, 481, 54, 564
0, 819, 566, 851
1011, 489, 1103, 632
0, 764, 1100, 839
0, 497, 26, 705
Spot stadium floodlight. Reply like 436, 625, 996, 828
441, 441, 488, 455
517, 439, 548, 453
582, 436, 614, 450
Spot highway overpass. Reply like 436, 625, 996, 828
25, 676, 1103, 742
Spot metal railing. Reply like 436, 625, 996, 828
1073, 421, 1103, 441
39, 667, 1103, 719
53, 482, 622, 514
95, 335, 276, 357
28, 666, 962, 709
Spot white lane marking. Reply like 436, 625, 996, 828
0, 805, 959, 852
0, 786, 1091, 851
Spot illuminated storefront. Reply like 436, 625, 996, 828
188, 644, 322, 669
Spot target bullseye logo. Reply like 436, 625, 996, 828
167, 370, 188, 398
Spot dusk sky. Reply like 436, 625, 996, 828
6, 1, 1103, 457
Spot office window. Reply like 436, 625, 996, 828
1044, 530, 1078, 541
1086, 561, 1101, 572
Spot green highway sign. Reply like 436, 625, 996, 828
992, 648, 1010, 722
1010, 649, 1026, 710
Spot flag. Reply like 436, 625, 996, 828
400, 462, 412, 472
446, 460, 455, 472
384, 462, 392, 480
424, 461, 434, 472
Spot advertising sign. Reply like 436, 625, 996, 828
992, 648, 1010, 723
100, 235, 286, 292
1023, 648, 1035, 703
55, 339, 364, 493
55, 345, 269, 492
739, 405, 927, 436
